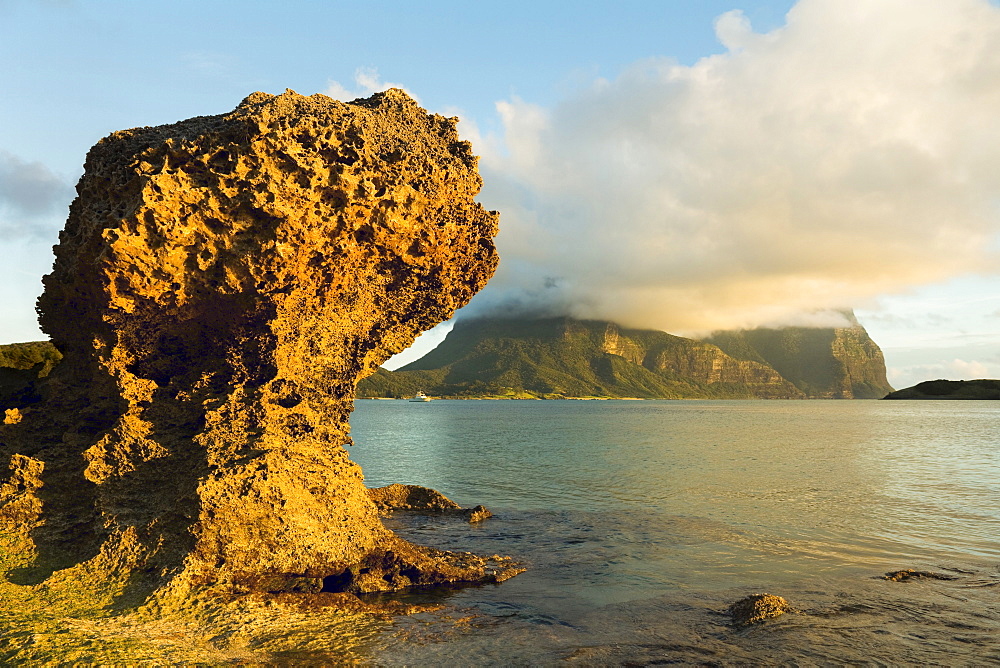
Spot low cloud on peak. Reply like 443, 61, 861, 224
463, 0, 1000, 335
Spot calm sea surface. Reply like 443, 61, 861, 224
346, 400, 1000, 665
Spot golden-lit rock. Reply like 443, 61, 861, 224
0, 88, 514, 603
368, 483, 463, 513
727, 593, 790, 625
368, 483, 495, 524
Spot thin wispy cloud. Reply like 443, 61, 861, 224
179, 51, 238, 80
465, 0, 1000, 335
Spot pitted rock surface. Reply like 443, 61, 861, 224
727, 593, 791, 625
0, 89, 513, 601
368, 483, 494, 523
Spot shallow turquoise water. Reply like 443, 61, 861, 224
346, 400, 1000, 664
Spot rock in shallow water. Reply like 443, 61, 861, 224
882, 569, 958, 582
368, 483, 494, 523
728, 593, 790, 625
0, 88, 517, 603
368, 483, 464, 513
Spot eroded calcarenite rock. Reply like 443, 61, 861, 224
368, 483, 463, 513
368, 483, 494, 523
727, 593, 790, 625
0, 88, 517, 602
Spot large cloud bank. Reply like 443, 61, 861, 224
466, 0, 1000, 334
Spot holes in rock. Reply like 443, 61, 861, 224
204, 217, 227, 233
406, 240, 425, 258
335, 150, 358, 166
269, 379, 303, 409
380, 149, 403, 164
283, 413, 314, 437
354, 225, 374, 243
207, 149, 234, 174
321, 570, 353, 592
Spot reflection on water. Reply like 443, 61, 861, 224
348, 400, 1000, 664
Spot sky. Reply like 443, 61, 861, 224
2, 0, 999, 389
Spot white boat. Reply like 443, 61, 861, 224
408, 391, 432, 402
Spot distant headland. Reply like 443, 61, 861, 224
883, 379, 1000, 399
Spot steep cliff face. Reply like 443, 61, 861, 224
0, 89, 515, 603
704, 313, 893, 398
364, 317, 804, 398
602, 323, 804, 399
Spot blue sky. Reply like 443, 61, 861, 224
2, 0, 1000, 389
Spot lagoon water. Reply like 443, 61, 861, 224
347, 400, 1000, 665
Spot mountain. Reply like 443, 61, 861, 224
359, 317, 801, 399
358, 315, 893, 400
702, 313, 894, 399
883, 379, 1000, 399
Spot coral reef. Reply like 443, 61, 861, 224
0, 88, 515, 604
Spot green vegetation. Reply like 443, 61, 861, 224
704, 313, 894, 399
883, 379, 1000, 400
0, 341, 62, 376
0, 341, 63, 410
358, 315, 893, 400
360, 317, 803, 399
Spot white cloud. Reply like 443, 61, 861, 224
325, 67, 417, 103
888, 357, 996, 388
0, 150, 72, 240
466, 0, 1000, 336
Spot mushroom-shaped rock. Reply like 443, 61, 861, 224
0, 89, 513, 601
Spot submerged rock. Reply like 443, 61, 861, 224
882, 569, 959, 582
728, 593, 790, 625
0, 88, 513, 603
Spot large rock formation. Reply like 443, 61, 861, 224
703, 312, 894, 398
0, 89, 517, 603
358, 314, 893, 399
359, 316, 805, 399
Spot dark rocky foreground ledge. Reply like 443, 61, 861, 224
883, 379, 1000, 399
